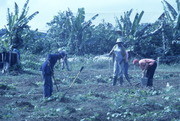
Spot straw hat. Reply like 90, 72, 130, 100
116, 38, 123, 43
58, 48, 67, 57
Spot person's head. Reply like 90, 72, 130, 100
116, 37, 123, 46
58, 50, 67, 60
133, 59, 139, 65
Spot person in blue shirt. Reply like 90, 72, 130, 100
41, 50, 70, 97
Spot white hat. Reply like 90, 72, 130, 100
58, 48, 67, 52
58, 48, 62, 52
116, 38, 123, 43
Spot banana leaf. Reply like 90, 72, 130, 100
131, 11, 144, 35
175, 13, 180, 29
14, 3, 19, 18
177, 0, 180, 11
19, 0, 29, 21
164, 0, 178, 20
162, 1, 173, 22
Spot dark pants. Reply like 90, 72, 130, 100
146, 62, 157, 86
42, 74, 53, 97
124, 62, 129, 81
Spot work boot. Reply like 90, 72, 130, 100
113, 76, 117, 86
119, 77, 124, 85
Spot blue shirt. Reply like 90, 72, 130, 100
41, 54, 61, 75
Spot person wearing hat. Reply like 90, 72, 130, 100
41, 50, 69, 97
133, 59, 157, 87
109, 37, 127, 86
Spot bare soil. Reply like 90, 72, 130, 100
0, 66, 180, 121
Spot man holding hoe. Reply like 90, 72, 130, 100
41, 50, 70, 98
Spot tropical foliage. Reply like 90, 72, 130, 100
1, 0, 39, 50
114, 9, 144, 49
155, 0, 180, 56
47, 8, 99, 55
86, 21, 116, 54
125, 0, 180, 59
0, 0, 179, 63
115, 9, 144, 38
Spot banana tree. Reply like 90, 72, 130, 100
132, 0, 179, 57
115, 9, 144, 48
67, 8, 98, 55
2, 0, 39, 50
47, 8, 98, 55
115, 9, 144, 37
162, 0, 180, 38
160, 0, 180, 55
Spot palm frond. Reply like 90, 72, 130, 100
14, 2, 19, 19
19, 0, 29, 21
162, 1, 174, 22
115, 17, 123, 31
137, 11, 144, 25
7, 8, 12, 30
131, 11, 144, 35
24, 11, 39, 25
177, 0, 180, 12
175, 13, 180, 29
164, 0, 178, 20
131, 13, 139, 35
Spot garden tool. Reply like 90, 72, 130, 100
108, 56, 112, 71
52, 75, 59, 92
60, 66, 84, 102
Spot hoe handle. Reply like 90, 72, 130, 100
80, 66, 84, 72
62, 66, 84, 99
69, 66, 84, 88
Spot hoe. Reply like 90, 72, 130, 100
60, 66, 84, 102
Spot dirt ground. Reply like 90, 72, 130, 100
0, 64, 180, 121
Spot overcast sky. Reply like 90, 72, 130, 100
0, 0, 176, 32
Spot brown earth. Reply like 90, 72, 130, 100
0, 66, 180, 121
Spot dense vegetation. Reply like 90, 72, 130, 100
0, 0, 180, 120
0, 0, 179, 61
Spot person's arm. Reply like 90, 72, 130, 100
109, 45, 115, 56
139, 61, 148, 77
142, 67, 147, 77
